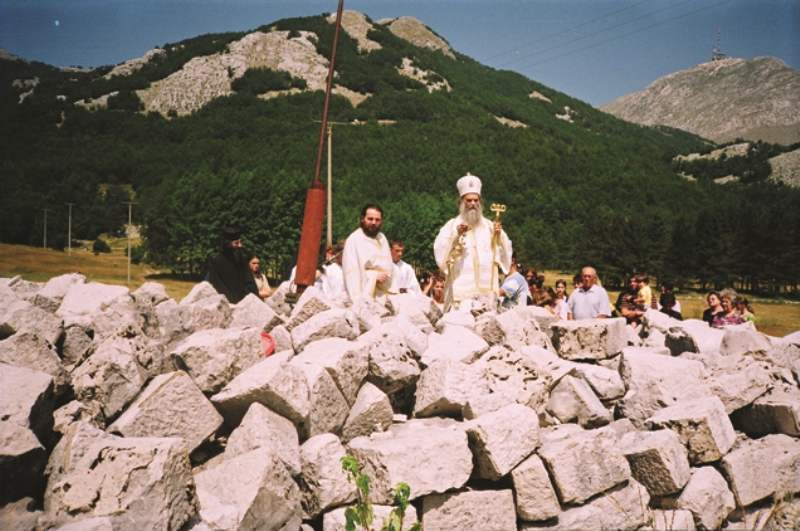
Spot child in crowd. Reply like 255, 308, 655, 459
636, 274, 653, 309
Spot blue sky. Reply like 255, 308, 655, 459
1, 0, 797, 106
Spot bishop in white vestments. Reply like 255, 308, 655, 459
433, 173, 512, 308
342, 204, 393, 301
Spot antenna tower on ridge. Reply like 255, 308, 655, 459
711, 28, 727, 62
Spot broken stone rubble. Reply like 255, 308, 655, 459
1, 273, 798, 530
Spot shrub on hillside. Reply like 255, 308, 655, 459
231, 68, 307, 96
92, 238, 111, 254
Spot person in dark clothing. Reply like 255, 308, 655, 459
659, 293, 683, 320
205, 227, 258, 304
702, 291, 724, 326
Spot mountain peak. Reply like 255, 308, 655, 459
602, 56, 800, 144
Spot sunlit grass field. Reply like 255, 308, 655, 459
1, 245, 797, 337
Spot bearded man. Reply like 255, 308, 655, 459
342, 204, 393, 301
433, 173, 512, 309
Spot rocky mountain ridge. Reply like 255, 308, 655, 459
91, 11, 455, 116
602, 57, 800, 145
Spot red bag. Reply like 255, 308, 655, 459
260, 331, 276, 357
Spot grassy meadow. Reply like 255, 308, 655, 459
0, 242, 195, 301
0, 244, 797, 337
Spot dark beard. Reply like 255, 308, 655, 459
223, 246, 247, 265
361, 222, 380, 238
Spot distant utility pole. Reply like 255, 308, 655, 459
66, 203, 75, 255
313, 119, 353, 249
327, 124, 333, 249
42, 208, 51, 248
123, 202, 137, 285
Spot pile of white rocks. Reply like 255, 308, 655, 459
1, 273, 799, 530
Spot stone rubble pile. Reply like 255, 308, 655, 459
1, 273, 799, 530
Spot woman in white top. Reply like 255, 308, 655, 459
248, 254, 271, 300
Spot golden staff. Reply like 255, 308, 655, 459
490, 203, 507, 299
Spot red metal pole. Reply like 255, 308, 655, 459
294, 0, 345, 291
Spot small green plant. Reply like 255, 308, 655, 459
340, 454, 421, 531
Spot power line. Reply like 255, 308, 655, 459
516, 0, 734, 71
483, 0, 651, 64
496, 0, 697, 69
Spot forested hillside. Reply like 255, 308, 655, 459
2, 12, 799, 295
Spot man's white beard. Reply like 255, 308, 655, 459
459, 200, 482, 227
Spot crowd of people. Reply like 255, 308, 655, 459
204, 174, 756, 331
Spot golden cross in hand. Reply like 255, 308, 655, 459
490, 203, 507, 222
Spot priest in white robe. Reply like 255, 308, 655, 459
342, 204, 393, 301
433, 173, 512, 309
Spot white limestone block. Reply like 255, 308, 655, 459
521, 480, 651, 531
719, 321, 772, 356
108, 371, 222, 453
646, 396, 736, 464
511, 454, 560, 522
421, 325, 488, 366
546, 374, 612, 428
341, 382, 393, 443
347, 418, 472, 504
721, 434, 800, 507
731, 387, 800, 437
170, 326, 263, 394
414, 358, 480, 418
664, 319, 724, 355
194, 447, 300, 530
230, 293, 284, 330
359, 322, 420, 396
0, 331, 69, 396
71, 336, 147, 419
293, 337, 369, 406
537, 424, 630, 504
299, 433, 356, 518
211, 351, 310, 428
466, 403, 540, 480
225, 402, 301, 475
44, 422, 196, 530
621, 429, 691, 496
290, 357, 350, 438
550, 317, 627, 361
675, 466, 735, 530
618, 347, 711, 427
421, 489, 516, 531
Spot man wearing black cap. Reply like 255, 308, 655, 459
205, 227, 258, 304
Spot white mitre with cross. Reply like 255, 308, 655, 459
456, 172, 482, 197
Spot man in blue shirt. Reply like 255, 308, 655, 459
567, 266, 612, 320
498, 256, 531, 308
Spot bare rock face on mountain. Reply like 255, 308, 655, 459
103, 48, 166, 79
380, 17, 455, 59
137, 30, 329, 117
769, 148, 800, 188
602, 57, 800, 144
